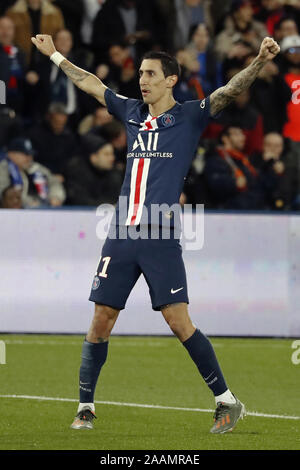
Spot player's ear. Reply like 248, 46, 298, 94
166, 74, 178, 89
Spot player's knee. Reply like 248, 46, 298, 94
166, 316, 185, 336
94, 304, 119, 321
164, 313, 195, 341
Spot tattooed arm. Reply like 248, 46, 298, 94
31, 34, 107, 106
59, 60, 107, 105
210, 37, 281, 116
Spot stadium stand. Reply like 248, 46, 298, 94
1, 0, 300, 211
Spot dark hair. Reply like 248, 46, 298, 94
274, 16, 298, 32
53, 28, 73, 42
219, 125, 239, 142
100, 121, 125, 141
188, 22, 208, 43
80, 134, 108, 157
108, 40, 128, 50
141, 51, 181, 78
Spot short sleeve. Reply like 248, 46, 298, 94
104, 88, 129, 122
182, 97, 211, 128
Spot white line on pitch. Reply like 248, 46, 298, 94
1, 338, 290, 348
1, 339, 167, 347
0, 394, 299, 421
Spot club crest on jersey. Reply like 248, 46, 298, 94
162, 114, 175, 127
92, 276, 100, 290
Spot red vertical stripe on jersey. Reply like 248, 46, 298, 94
145, 116, 156, 131
145, 121, 153, 130
130, 158, 145, 225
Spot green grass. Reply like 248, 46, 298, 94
0, 335, 299, 450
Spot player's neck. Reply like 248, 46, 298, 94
148, 96, 176, 118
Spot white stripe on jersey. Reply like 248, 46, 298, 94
134, 158, 150, 225
139, 114, 159, 131
125, 158, 139, 225
125, 158, 151, 226
116, 93, 128, 100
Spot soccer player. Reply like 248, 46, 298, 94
32, 34, 280, 434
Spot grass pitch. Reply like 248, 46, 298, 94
0, 334, 299, 450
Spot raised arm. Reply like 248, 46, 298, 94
210, 37, 280, 116
31, 34, 107, 106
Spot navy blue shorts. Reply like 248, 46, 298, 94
89, 227, 189, 311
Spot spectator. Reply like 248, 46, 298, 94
247, 54, 291, 133
172, 0, 214, 51
92, 0, 155, 63
250, 132, 294, 210
0, 184, 23, 209
81, 114, 127, 170
36, 28, 92, 120
0, 1, 16, 16
155, 1, 215, 52
204, 88, 264, 155
280, 35, 300, 145
0, 14, 48, 121
1, 0, 298, 213
255, 0, 300, 37
211, 0, 233, 35
186, 22, 223, 96
0, 137, 66, 207
275, 35, 300, 207
153, 0, 176, 52
0, 16, 26, 114
78, 105, 113, 135
255, 0, 286, 35
181, 142, 212, 206
92, 62, 116, 91
97, 120, 127, 169
273, 15, 300, 70
203, 126, 265, 210
51, 0, 84, 47
81, 0, 105, 47
174, 48, 205, 102
65, 134, 122, 206
108, 41, 139, 97
49, 28, 77, 115
214, 0, 268, 61
273, 16, 299, 43
0, 106, 23, 149
6, 0, 65, 67
26, 102, 77, 179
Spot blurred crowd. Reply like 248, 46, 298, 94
1, 0, 300, 211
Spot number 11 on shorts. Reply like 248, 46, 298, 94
95, 256, 111, 278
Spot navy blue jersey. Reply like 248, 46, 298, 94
105, 88, 211, 227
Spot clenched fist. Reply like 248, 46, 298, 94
31, 34, 56, 57
258, 37, 280, 62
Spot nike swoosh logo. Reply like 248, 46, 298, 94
129, 119, 139, 124
204, 371, 215, 381
171, 287, 184, 294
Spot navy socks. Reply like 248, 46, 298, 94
79, 330, 227, 403
79, 339, 108, 403
182, 329, 228, 396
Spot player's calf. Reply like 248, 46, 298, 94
181, 327, 246, 433
71, 304, 120, 429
